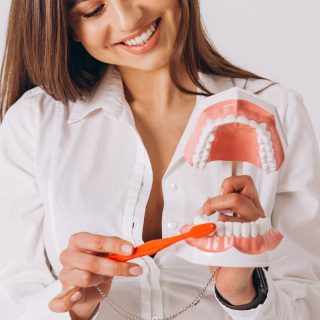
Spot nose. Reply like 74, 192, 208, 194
110, 0, 143, 32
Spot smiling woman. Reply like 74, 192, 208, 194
0, 1, 320, 320
0, 0, 261, 120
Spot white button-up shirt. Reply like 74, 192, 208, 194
1, 64, 320, 320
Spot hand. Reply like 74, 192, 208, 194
49, 233, 143, 319
199, 175, 265, 305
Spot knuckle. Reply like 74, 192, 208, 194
69, 233, 80, 246
110, 264, 123, 276
59, 250, 69, 265
230, 193, 242, 206
244, 175, 254, 184
81, 272, 93, 287
87, 257, 100, 274
92, 235, 105, 251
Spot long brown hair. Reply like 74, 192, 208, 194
0, 0, 263, 122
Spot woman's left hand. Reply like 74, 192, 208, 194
198, 175, 265, 305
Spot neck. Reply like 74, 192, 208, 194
118, 64, 198, 113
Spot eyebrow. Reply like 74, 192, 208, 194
68, 0, 88, 8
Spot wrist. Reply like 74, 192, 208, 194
215, 268, 268, 310
70, 301, 100, 320
216, 278, 256, 305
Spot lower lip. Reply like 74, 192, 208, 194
115, 19, 161, 55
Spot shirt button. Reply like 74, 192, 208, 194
169, 183, 177, 191
167, 221, 178, 229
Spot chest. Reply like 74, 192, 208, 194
132, 106, 195, 241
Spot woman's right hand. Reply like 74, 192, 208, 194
49, 232, 143, 319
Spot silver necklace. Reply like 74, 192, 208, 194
96, 271, 216, 320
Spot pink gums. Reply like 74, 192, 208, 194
184, 100, 285, 170
180, 224, 283, 254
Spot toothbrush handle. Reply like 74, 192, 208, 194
107, 233, 186, 262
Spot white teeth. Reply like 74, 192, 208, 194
241, 223, 251, 238
249, 120, 258, 128
224, 222, 233, 236
250, 222, 258, 238
232, 222, 242, 237
192, 115, 277, 174
216, 222, 225, 236
123, 21, 157, 46
224, 115, 236, 124
237, 116, 249, 125
192, 218, 272, 238
214, 118, 224, 126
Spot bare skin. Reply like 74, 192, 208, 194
49, 0, 261, 318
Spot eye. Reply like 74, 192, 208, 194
83, 3, 106, 19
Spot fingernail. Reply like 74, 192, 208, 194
219, 188, 224, 195
121, 244, 133, 254
129, 266, 143, 276
70, 291, 82, 302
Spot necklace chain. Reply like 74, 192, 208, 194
96, 271, 216, 320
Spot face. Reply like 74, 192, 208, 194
68, 0, 182, 72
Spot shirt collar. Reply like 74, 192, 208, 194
67, 64, 272, 125
67, 64, 128, 124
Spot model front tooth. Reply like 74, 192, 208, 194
249, 120, 258, 128
223, 115, 236, 124
193, 215, 208, 225
232, 222, 242, 237
241, 223, 251, 238
216, 221, 225, 236
250, 222, 258, 238
256, 218, 265, 235
237, 115, 249, 125
214, 118, 224, 127
224, 222, 233, 236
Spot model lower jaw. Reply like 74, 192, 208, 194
179, 217, 283, 254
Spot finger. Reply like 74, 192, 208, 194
59, 267, 109, 288
221, 175, 263, 210
200, 193, 264, 221
59, 250, 143, 277
68, 233, 134, 256
49, 287, 83, 313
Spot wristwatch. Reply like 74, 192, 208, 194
214, 267, 268, 310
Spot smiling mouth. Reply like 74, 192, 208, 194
116, 17, 161, 46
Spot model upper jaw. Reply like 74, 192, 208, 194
180, 215, 283, 254
184, 100, 285, 174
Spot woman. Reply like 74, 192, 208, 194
0, 0, 319, 319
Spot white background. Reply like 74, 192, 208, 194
1, 0, 319, 144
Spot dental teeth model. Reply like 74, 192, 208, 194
175, 216, 284, 267
175, 87, 286, 267
184, 87, 287, 173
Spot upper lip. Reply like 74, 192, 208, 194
114, 18, 159, 44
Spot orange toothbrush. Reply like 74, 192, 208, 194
106, 223, 216, 262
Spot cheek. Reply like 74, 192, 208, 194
78, 23, 108, 48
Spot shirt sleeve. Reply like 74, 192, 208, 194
0, 102, 70, 320
214, 91, 320, 319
